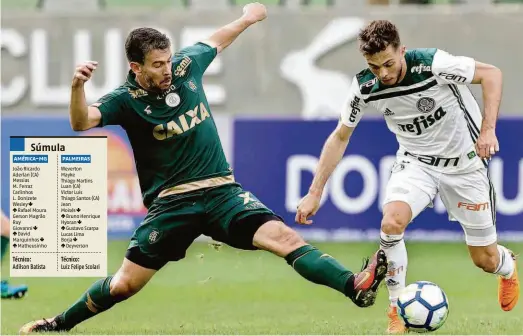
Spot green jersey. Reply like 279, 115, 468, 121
93, 42, 231, 208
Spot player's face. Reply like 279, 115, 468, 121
365, 45, 406, 86
133, 48, 172, 92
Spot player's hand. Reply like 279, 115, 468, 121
476, 128, 499, 159
295, 192, 322, 225
72, 61, 98, 87
242, 2, 267, 25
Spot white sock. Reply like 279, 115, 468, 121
380, 231, 408, 304
495, 245, 515, 279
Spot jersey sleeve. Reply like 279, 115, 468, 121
174, 42, 217, 77
91, 90, 127, 127
432, 49, 476, 85
340, 77, 368, 128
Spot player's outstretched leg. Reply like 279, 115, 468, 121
1, 211, 28, 299
468, 243, 519, 311
380, 201, 411, 334
252, 219, 388, 308
19, 256, 157, 334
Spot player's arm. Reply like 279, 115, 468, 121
308, 122, 355, 198
473, 61, 502, 159
295, 78, 366, 225
201, 2, 266, 54
70, 61, 126, 131
69, 61, 102, 131
432, 49, 502, 159
176, 4, 266, 80
70, 91, 102, 131
471, 61, 503, 133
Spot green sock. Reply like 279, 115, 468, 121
285, 245, 355, 297
58, 276, 124, 330
1, 236, 9, 261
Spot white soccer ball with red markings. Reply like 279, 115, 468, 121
397, 281, 449, 332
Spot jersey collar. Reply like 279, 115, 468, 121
125, 70, 143, 89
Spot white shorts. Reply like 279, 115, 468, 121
383, 160, 497, 246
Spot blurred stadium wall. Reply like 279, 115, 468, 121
2, 0, 522, 242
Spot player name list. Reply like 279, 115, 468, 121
9, 136, 107, 277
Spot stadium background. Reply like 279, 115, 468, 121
1, 0, 523, 335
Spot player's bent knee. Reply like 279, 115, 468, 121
277, 226, 305, 250
381, 201, 411, 235
109, 258, 156, 299
110, 273, 147, 301
109, 278, 137, 300
253, 220, 306, 257
381, 214, 408, 235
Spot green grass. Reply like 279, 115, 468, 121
2, 241, 522, 335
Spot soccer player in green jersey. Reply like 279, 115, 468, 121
20, 3, 387, 333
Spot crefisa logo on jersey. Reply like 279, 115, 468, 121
165, 92, 181, 107
416, 97, 436, 113
398, 106, 447, 135
349, 96, 361, 122
411, 63, 431, 74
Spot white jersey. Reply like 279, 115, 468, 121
341, 48, 486, 174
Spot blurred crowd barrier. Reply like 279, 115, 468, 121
3, 0, 523, 11
2, 3, 522, 117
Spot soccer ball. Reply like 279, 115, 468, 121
396, 281, 449, 332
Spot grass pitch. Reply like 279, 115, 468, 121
2, 241, 522, 335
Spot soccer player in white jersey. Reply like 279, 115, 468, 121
296, 20, 519, 334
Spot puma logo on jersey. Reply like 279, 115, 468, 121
239, 192, 251, 205
152, 102, 211, 140
397, 107, 447, 135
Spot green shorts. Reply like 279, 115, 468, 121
126, 182, 282, 270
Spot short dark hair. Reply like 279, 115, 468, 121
125, 27, 171, 64
358, 20, 401, 56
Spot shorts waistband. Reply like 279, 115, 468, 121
158, 175, 235, 198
